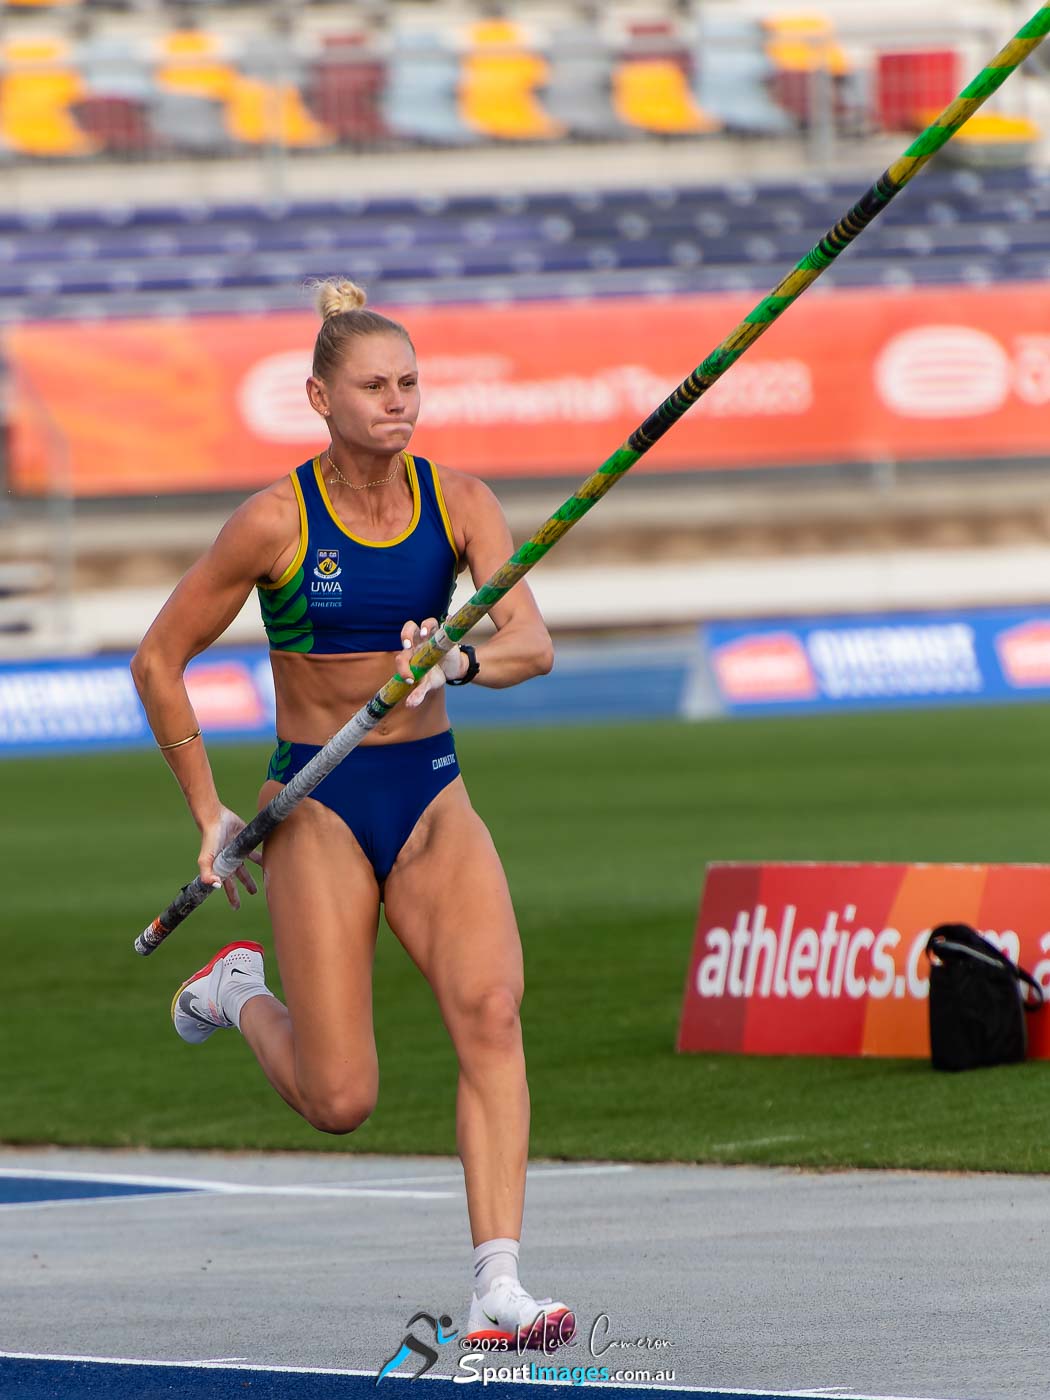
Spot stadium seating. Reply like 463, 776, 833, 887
0, 6, 1032, 158
0, 37, 97, 157
613, 59, 719, 136
459, 19, 563, 141
0, 165, 1046, 321
154, 25, 332, 149
692, 15, 795, 137
919, 108, 1042, 167
308, 34, 385, 144
72, 93, 152, 154
383, 28, 478, 145
544, 17, 624, 140
763, 10, 867, 131
613, 20, 719, 136
875, 49, 958, 132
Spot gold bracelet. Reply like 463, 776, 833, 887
158, 728, 202, 751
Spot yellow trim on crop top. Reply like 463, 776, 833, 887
259, 468, 308, 592
314, 452, 421, 549
430, 462, 458, 559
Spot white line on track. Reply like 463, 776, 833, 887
310, 1165, 636, 1188
0, 1162, 628, 1200
219, 1185, 458, 1199
0, 1350, 960, 1399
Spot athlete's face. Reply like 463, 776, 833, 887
310, 333, 420, 456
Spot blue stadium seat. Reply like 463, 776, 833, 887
382, 30, 477, 146
691, 16, 795, 136
545, 21, 625, 140
149, 90, 228, 153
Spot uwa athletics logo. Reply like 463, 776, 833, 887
314, 548, 342, 580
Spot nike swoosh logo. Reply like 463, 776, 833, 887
229, 969, 252, 978
483, 1311, 500, 1326
177, 992, 215, 1026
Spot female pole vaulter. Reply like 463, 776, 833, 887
131, 279, 574, 1351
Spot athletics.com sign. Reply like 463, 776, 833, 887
678, 862, 1050, 1058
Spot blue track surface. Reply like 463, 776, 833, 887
0, 1357, 877, 1400
0, 1177, 197, 1205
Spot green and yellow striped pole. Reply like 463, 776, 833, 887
136, 5, 1050, 955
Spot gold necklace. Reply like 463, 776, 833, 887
326, 449, 403, 491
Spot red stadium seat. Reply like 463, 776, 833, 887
72, 95, 154, 154
876, 50, 959, 131
308, 54, 389, 143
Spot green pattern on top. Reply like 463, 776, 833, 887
261, 567, 304, 610
267, 740, 293, 783
258, 566, 314, 654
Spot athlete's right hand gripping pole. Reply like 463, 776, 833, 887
133, 4, 1050, 957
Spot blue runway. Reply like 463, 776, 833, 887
0, 1355, 945, 1400
0, 1175, 199, 1207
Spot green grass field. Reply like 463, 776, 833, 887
5, 704, 1050, 1172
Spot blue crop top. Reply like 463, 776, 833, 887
257, 452, 459, 655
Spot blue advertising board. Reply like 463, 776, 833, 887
7, 607, 1050, 758
705, 607, 1050, 716
0, 639, 692, 758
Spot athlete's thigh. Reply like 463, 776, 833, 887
382, 779, 524, 1011
259, 780, 381, 1086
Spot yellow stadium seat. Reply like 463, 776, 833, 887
459, 22, 562, 141
917, 108, 1040, 145
467, 19, 528, 49
157, 30, 330, 149
765, 12, 851, 76
0, 38, 98, 156
156, 29, 237, 101
613, 60, 720, 135
226, 78, 331, 148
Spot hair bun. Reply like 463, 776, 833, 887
314, 278, 368, 321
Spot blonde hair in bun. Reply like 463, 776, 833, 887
314, 277, 368, 320
308, 276, 414, 380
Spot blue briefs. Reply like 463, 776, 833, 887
266, 729, 461, 883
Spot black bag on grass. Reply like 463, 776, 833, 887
926, 923, 1044, 1072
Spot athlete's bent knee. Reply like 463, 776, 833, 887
300, 1086, 377, 1136
456, 986, 522, 1056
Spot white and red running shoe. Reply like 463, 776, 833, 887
463, 1275, 576, 1351
170, 940, 265, 1044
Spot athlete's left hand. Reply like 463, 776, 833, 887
398, 617, 466, 708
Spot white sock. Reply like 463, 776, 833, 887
473, 1238, 520, 1297
223, 978, 276, 1033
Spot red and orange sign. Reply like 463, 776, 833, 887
8, 284, 1050, 496
678, 862, 1050, 1058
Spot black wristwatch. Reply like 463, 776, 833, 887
446, 643, 480, 686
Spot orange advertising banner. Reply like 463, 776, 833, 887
678, 862, 1050, 1059
8, 284, 1050, 496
